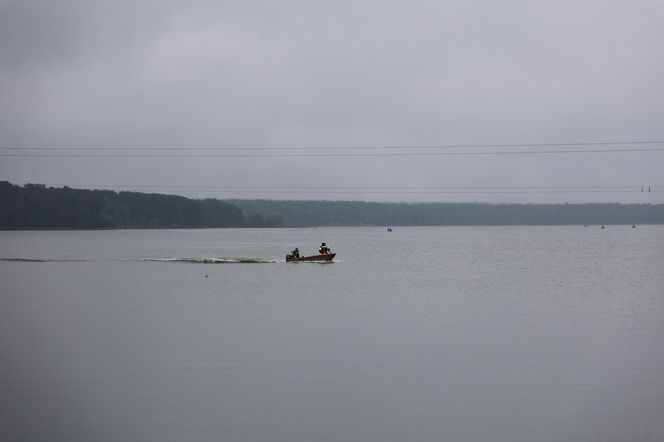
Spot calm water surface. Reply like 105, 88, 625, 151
1, 226, 663, 441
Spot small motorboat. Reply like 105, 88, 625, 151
286, 253, 336, 262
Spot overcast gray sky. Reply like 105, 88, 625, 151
1, 0, 663, 202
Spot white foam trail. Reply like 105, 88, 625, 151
138, 257, 282, 264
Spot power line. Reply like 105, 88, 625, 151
1, 140, 662, 151
1, 140, 663, 158
137, 190, 649, 194
2, 147, 664, 158
42, 184, 655, 190
33, 183, 661, 195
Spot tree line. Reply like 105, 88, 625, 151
229, 199, 664, 226
0, 182, 281, 229
1, 182, 663, 229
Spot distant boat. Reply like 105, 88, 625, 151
632, 224, 636, 228
601, 224, 605, 229
286, 253, 336, 262
386, 227, 392, 232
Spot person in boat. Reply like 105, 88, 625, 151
291, 247, 300, 258
319, 242, 330, 255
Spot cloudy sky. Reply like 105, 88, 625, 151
1, 0, 663, 202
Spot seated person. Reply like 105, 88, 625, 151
319, 242, 330, 254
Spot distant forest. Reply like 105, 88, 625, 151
1, 182, 663, 229
0, 182, 277, 229
229, 199, 664, 227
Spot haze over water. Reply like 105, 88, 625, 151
1, 226, 663, 441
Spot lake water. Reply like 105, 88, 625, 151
1, 226, 663, 442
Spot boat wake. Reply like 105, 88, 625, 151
0, 258, 84, 262
1, 257, 282, 264
138, 257, 283, 264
